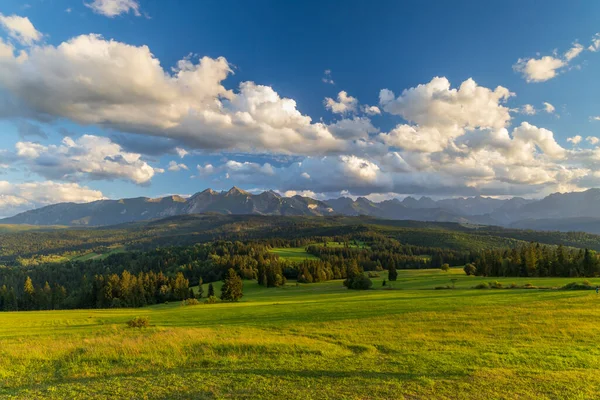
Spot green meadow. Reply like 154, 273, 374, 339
268, 247, 319, 262
2, 268, 600, 399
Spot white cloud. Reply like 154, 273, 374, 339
590, 116, 600, 122
515, 34, 600, 83
85, 0, 141, 17
586, 136, 600, 145
567, 135, 582, 145
322, 69, 334, 85
513, 56, 566, 83
588, 33, 600, 52
175, 147, 188, 158
565, 43, 584, 61
324, 91, 358, 114
14, 135, 159, 184
362, 105, 381, 115
520, 104, 536, 115
0, 14, 42, 45
543, 102, 555, 114
167, 161, 188, 172
0, 181, 104, 217
0, 34, 352, 155
379, 77, 512, 153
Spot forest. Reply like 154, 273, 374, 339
1, 216, 599, 311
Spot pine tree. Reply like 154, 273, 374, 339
208, 283, 215, 297
23, 276, 35, 310
220, 268, 243, 302
388, 264, 398, 281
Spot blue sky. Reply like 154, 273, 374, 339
1, 0, 600, 216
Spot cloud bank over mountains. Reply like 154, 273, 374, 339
0, 13, 599, 216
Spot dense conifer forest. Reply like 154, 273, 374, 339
1, 215, 599, 311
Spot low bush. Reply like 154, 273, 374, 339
350, 275, 373, 290
434, 285, 452, 290
489, 281, 503, 289
562, 282, 595, 290
523, 283, 538, 289
204, 296, 218, 304
367, 272, 380, 278
126, 316, 150, 328
183, 298, 200, 306
474, 282, 489, 289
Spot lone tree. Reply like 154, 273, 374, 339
388, 264, 398, 281
464, 263, 477, 276
441, 263, 450, 272
208, 283, 215, 297
220, 269, 243, 302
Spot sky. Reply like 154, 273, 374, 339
1, 0, 600, 217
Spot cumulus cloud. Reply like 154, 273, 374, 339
85, 0, 141, 17
543, 102, 555, 114
514, 35, 600, 83
520, 104, 536, 115
167, 161, 188, 172
379, 77, 512, 152
0, 181, 104, 217
513, 56, 566, 83
0, 14, 42, 45
567, 135, 582, 145
13, 135, 160, 184
586, 136, 600, 145
362, 105, 381, 115
0, 22, 599, 199
0, 34, 358, 155
324, 91, 358, 114
590, 116, 600, 122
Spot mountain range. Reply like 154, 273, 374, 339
3, 186, 600, 234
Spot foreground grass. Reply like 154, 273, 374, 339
2, 269, 600, 399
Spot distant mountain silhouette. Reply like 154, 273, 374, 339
4, 187, 600, 234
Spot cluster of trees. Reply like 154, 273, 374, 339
469, 243, 600, 277
0, 279, 67, 311
6, 228, 600, 311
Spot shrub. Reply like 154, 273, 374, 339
464, 263, 476, 276
509, 282, 518, 289
523, 283, 538, 289
204, 295, 218, 304
435, 285, 452, 290
474, 282, 489, 289
441, 263, 450, 272
183, 298, 200, 306
350, 275, 373, 290
489, 281, 503, 289
367, 272, 380, 278
562, 282, 595, 290
127, 316, 150, 328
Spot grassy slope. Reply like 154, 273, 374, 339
2, 269, 600, 399
269, 247, 319, 262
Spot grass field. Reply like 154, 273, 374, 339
269, 242, 366, 262
70, 246, 126, 262
269, 247, 319, 262
2, 269, 600, 399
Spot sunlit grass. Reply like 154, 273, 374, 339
2, 269, 600, 399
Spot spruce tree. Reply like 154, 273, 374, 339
208, 283, 215, 297
388, 264, 398, 281
220, 268, 243, 302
